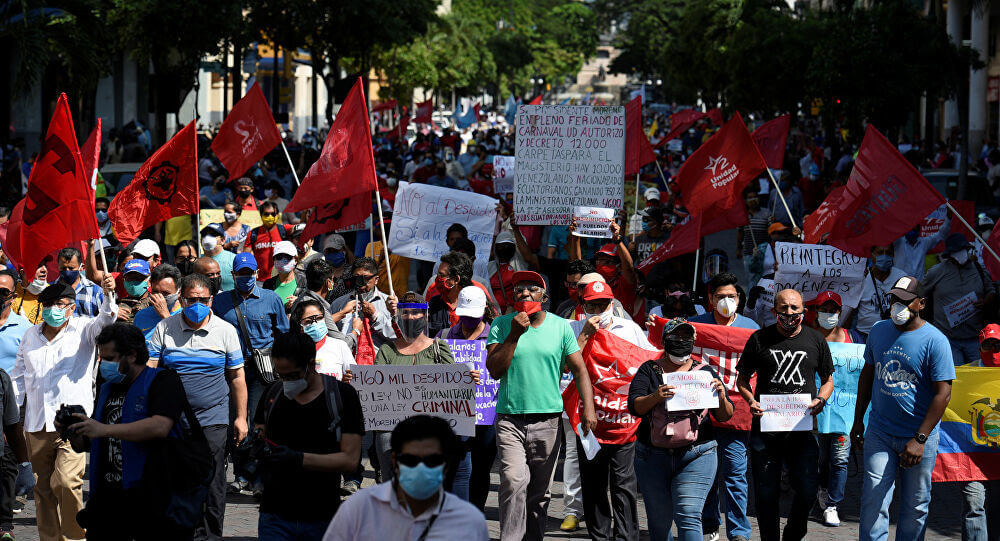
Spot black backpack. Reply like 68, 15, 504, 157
262, 374, 344, 440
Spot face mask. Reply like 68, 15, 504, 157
667, 353, 691, 365
747, 198, 760, 210
183, 303, 211, 324
59, 269, 80, 284
325, 252, 346, 267
176, 260, 195, 276
304, 321, 328, 342
275, 258, 295, 274
282, 379, 308, 400
890, 302, 912, 326
567, 288, 579, 303
202, 236, 218, 252
224, 211, 239, 222
261, 215, 278, 228
951, 250, 970, 266
42, 306, 68, 327
238, 190, 253, 199
434, 276, 452, 292
981, 350, 1000, 367
779, 181, 791, 191
596, 264, 617, 282
905, 230, 920, 243
513, 300, 542, 315
495, 245, 515, 261
359, 288, 377, 303
397, 463, 444, 500
124, 280, 149, 297
585, 309, 613, 329
27, 275, 47, 295
458, 315, 482, 329
386, 177, 399, 188
234, 274, 256, 292
716, 297, 738, 318
208, 277, 222, 296
96, 210, 108, 223
264, 189, 275, 198
164, 292, 180, 308
874, 254, 893, 272
776, 312, 804, 331
100, 361, 125, 384
641, 221, 651, 233
398, 315, 428, 341
664, 337, 695, 358
817, 311, 840, 330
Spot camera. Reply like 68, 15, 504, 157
233, 429, 277, 483
54, 404, 87, 440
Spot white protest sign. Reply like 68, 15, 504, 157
944, 292, 978, 328
755, 278, 777, 313
351, 364, 476, 437
760, 393, 813, 432
663, 370, 719, 411
572, 206, 615, 238
493, 156, 515, 195
514, 105, 626, 225
388, 181, 498, 278
772, 242, 867, 308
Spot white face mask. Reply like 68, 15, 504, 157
890, 302, 912, 325
202, 236, 218, 252
585, 309, 613, 329
667, 353, 690, 365
817, 311, 839, 330
951, 249, 970, 266
26, 275, 47, 295
716, 297, 738, 318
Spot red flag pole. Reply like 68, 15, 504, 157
947, 201, 1000, 267
764, 168, 798, 229
280, 139, 301, 187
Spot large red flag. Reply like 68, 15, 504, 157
413, 99, 434, 124
706, 108, 724, 126
654, 109, 707, 148
297, 191, 372, 246
81, 120, 102, 192
690, 322, 756, 431
108, 121, 199, 245
636, 215, 702, 272
211, 82, 282, 178
624, 96, 657, 177
0, 94, 99, 280
285, 77, 378, 213
528, 95, 543, 106
804, 185, 847, 244
826, 125, 945, 257
702, 198, 749, 237
674, 113, 768, 216
562, 330, 660, 445
752, 114, 790, 170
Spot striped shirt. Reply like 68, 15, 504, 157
148, 312, 244, 426
72, 277, 106, 317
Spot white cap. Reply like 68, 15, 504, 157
455, 286, 487, 318
273, 241, 297, 258
578, 272, 606, 286
132, 239, 160, 258
496, 230, 515, 245
644, 187, 661, 201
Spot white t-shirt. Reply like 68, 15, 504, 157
315, 336, 354, 380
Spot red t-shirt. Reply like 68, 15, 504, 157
243, 224, 293, 279
239, 197, 259, 212
611, 276, 645, 324
489, 264, 515, 313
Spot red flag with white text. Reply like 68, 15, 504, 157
804, 185, 847, 244
637, 215, 702, 272
752, 114, 790, 170
625, 96, 657, 177
211, 82, 283, 178
690, 322, 756, 431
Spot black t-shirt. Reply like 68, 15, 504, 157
736, 325, 834, 400
632, 232, 669, 264
97, 369, 187, 495
253, 378, 365, 521
627, 361, 728, 447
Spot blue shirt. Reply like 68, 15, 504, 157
212, 286, 289, 353
199, 186, 232, 209
864, 320, 956, 438
426, 175, 457, 189
53, 277, 105, 318
133, 303, 182, 348
0, 313, 31, 373
546, 226, 569, 260
688, 312, 760, 330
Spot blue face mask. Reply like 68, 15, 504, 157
183, 302, 211, 324
96, 210, 108, 223
304, 321, 327, 342
641, 221, 651, 233
100, 361, 125, 384
874, 254, 893, 271
234, 274, 256, 292
59, 269, 80, 284
397, 463, 444, 500
124, 280, 149, 298
325, 252, 346, 267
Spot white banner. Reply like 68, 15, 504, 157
572, 206, 615, 238
772, 242, 867, 308
350, 364, 476, 437
514, 105, 626, 225
493, 156, 515, 194
388, 182, 498, 277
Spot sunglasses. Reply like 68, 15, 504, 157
396, 453, 446, 468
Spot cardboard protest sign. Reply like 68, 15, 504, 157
493, 156, 515, 195
773, 242, 867, 308
351, 364, 476, 436
445, 340, 499, 425
514, 105, 626, 225
388, 182, 497, 277
572, 206, 615, 238
816, 342, 869, 435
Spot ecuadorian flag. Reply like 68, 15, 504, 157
932, 367, 1000, 482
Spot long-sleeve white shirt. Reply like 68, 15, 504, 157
892, 214, 951, 280
12, 294, 116, 432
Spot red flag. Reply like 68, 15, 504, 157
472, 103, 481, 122
751, 115, 790, 170
413, 99, 434, 124
370, 99, 397, 113
636, 215, 702, 272
108, 121, 199, 245
285, 77, 378, 213
528, 95, 543, 106
624, 96, 657, 177
920, 200, 974, 253
804, 185, 847, 244
354, 315, 377, 365
654, 109, 707, 148
0, 94, 99, 280
389, 115, 410, 141
827, 125, 945, 257
211, 82, 282, 179
689, 322, 756, 431
986, 219, 1000, 280
562, 330, 660, 445
297, 191, 372, 245
81, 120, 102, 193
706, 108, 724, 126
702, 198, 749, 237
674, 113, 768, 216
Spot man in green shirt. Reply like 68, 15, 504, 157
486, 270, 597, 541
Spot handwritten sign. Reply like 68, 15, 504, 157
663, 370, 719, 411
944, 292, 978, 329
816, 342, 869, 434
760, 393, 813, 432
493, 156, 515, 195
351, 364, 476, 436
572, 206, 615, 238
388, 182, 498, 278
200, 209, 262, 229
445, 340, 499, 425
773, 242, 867, 308
514, 105, 626, 225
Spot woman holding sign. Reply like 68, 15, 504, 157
627, 318, 733, 541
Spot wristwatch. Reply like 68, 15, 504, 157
914, 432, 928, 444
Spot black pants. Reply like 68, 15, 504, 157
749, 431, 819, 541
81, 488, 195, 541
195, 425, 228, 541
470, 424, 498, 511
0, 444, 14, 529
576, 439, 639, 541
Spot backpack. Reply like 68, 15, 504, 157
648, 362, 711, 449
249, 224, 289, 248
262, 374, 344, 440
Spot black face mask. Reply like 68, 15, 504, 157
176, 260, 195, 276
208, 277, 222, 296
663, 337, 695, 357
496, 245, 515, 261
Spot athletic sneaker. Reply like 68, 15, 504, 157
823, 506, 841, 527
705, 529, 720, 541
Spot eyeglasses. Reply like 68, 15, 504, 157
176, 256, 197, 263
261, 212, 278, 217
42, 301, 74, 309
182, 296, 211, 305
396, 453, 446, 468
300, 315, 324, 325
353, 274, 376, 282
275, 369, 306, 382
513, 285, 543, 294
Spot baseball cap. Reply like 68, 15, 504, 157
38, 283, 76, 304
768, 223, 789, 236
888, 276, 924, 302
979, 323, 1000, 344
578, 273, 606, 287
813, 291, 842, 308
943, 233, 972, 255
978, 213, 995, 228
200, 224, 224, 238
644, 187, 661, 201
233, 252, 258, 272
273, 241, 297, 259
511, 271, 545, 289
455, 286, 487, 318
96, 238, 112, 252
323, 234, 346, 251
123, 259, 150, 277
662, 317, 696, 338
132, 239, 160, 258
581, 281, 614, 301
496, 231, 515, 245
597, 244, 618, 257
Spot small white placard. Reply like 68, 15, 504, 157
944, 291, 978, 329
760, 393, 813, 432
663, 370, 719, 411
572, 206, 615, 238
577, 422, 601, 460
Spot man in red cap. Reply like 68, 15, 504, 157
486, 270, 597, 541
567, 219, 642, 324
961, 324, 1000, 540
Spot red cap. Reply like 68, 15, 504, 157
813, 291, 842, 308
581, 281, 614, 301
979, 323, 1000, 344
597, 244, 618, 256
511, 271, 545, 289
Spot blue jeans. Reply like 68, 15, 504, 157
701, 428, 752, 539
448, 447, 472, 501
258, 512, 328, 540
962, 480, 1000, 541
818, 433, 851, 506
750, 431, 819, 541
951, 337, 981, 365
634, 440, 718, 541
860, 426, 939, 541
